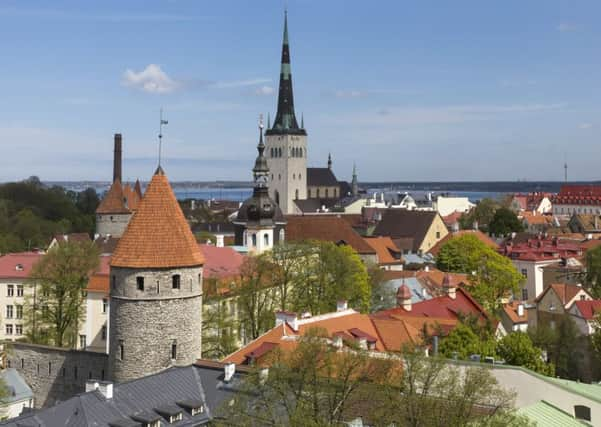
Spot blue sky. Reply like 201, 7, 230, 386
0, 0, 599, 182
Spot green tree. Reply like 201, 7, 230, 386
237, 255, 278, 341
529, 314, 580, 379
488, 207, 524, 237
201, 299, 238, 359
25, 240, 100, 347
590, 313, 601, 361
375, 347, 531, 427
439, 323, 496, 360
496, 332, 554, 376
436, 234, 523, 312
585, 245, 601, 297
291, 241, 371, 315
267, 242, 311, 312
459, 198, 499, 232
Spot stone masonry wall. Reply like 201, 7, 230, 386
96, 213, 131, 238
108, 266, 203, 383
5, 342, 108, 408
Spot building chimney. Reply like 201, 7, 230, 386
224, 362, 236, 382
336, 300, 348, 312
443, 274, 456, 300
215, 235, 225, 248
113, 133, 122, 183
85, 380, 113, 399
517, 303, 524, 317
396, 284, 412, 311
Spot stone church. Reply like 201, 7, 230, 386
264, 12, 350, 215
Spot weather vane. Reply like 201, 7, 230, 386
158, 108, 168, 167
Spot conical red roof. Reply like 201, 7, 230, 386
111, 168, 204, 268
96, 180, 130, 214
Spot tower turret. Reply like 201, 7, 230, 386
351, 163, 358, 197
108, 167, 204, 383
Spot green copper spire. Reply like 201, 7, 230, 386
301, 112, 304, 128
267, 112, 271, 129
265, 11, 306, 136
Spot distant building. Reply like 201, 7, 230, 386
527, 283, 592, 330
552, 185, 601, 217
510, 192, 552, 214
0, 368, 34, 420
95, 134, 143, 238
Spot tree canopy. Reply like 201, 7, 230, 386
488, 207, 524, 237
25, 240, 100, 348
0, 178, 98, 253
459, 198, 500, 232
585, 244, 601, 298
496, 332, 554, 376
436, 234, 523, 311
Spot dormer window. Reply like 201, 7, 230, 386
155, 405, 184, 424
15, 264, 23, 271
177, 399, 204, 417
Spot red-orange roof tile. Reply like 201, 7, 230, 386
503, 301, 528, 324
0, 252, 43, 279
535, 283, 590, 305
573, 300, 601, 320
364, 236, 402, 264
96, 179, 131, 214
111, 169, 204, 268
198, 244, 245, 279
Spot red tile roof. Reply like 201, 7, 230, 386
502, 301, 528, 324
96, 180, 131, 214
536, 283, 590, 305
111, 169, 204, 268
363, 236, 402, 264
573, 300, 601, 320
0, 252, 43, 279
198, 244, 245, 279
87, 274, 109, 294
285, 215, 375, 254
552, 185, 601, 205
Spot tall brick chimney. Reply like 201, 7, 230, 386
113, 133, 122, 183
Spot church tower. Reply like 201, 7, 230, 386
108, 166, 204, 383
265, 11, 307, 215
234, 117, 286, 253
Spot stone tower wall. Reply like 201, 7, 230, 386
266, 133, 307, 214
96, 213, 131, 238
108, 265, 203, 383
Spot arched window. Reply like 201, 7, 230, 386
279, 228, 285, 242
299, 148, 303, 157
334, 188, 338, 198
172, 274, 180, 289
299, 173, 302, 181
264, 233, 269, 247
278, 147, 282, 157
251, 234, 257, 247
295, 189, 299, 200
293, 173, 296, 180
275, 191, 280, 206
270, 148, 274, 157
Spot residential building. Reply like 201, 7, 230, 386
500, 301, 528, 332
0, 252, 42, 342
520, 211, 554, 234
47, 233, 91, 250
527, 283, 592, 330
0, 361, 246, 426
108, 166, 204, 383
372, 209, 449, 255
78, 255, 111, 353
285, 215, 377, 263
510, 192, 552, 214
0, 368, 34, 420
551, 185, 601, 217
568, 213, 601, 235
432, 195, 475, 217
568, 300, 601, 335
362, 236, 403, 270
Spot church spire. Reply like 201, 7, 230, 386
266, 11, 306, 136
328, 153, 332, 170
253, 115, 269, 187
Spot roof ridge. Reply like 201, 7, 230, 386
297, 309, 358, 325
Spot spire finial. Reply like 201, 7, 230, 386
328, 152, 332, 170
267, 112, 271, 129
259, 113, 264, 146
158, 107, 168, 169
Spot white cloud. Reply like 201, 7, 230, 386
557, 22, 577, 32
579, 123, 593, 129
122, 64, 180, 94
254, 86, 275, 96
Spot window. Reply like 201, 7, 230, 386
580, 294, 586, 301
293, 173, 296, 180
317, 189, 320, 198
20, 358, 24, 369
325, 188, 329, 198
295, 189, 299, 200
172, 274, 181, 289
251, 234, 257, 247
48, 362, 52, 375
6, 285, 13, 297
436, 231, 441, 239
574, 405, 591, 422
119, 341, 124, 360
171, 342, 177, 360
16, 285, 23, 297
169, 413, 183, 423
521, 269, 527, 278
101, 325, 107, 340
191, 405, 205, 416
6, 305, 13, 319
521, 288, 528, 300
136, 276, 144, 291
79, 335, 86, 349
15, 324, 22, 335
5, 324, 12, 335
16, 305, 22, 319
264, 233, 269, 247
102, 298, 108, 313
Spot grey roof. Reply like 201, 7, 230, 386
293, 198, 338, 213
307, 168, 339, 187
1, 364, 244, 427
1, 369, 33, 404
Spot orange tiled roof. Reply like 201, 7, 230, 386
87, 274, 109, 293
502, 301, 528, 324
363, 236, 402, 264
111, 168, 204, 268
96, 179, 130, 214
122, 183, 142, 211
521, 211, 553, 225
